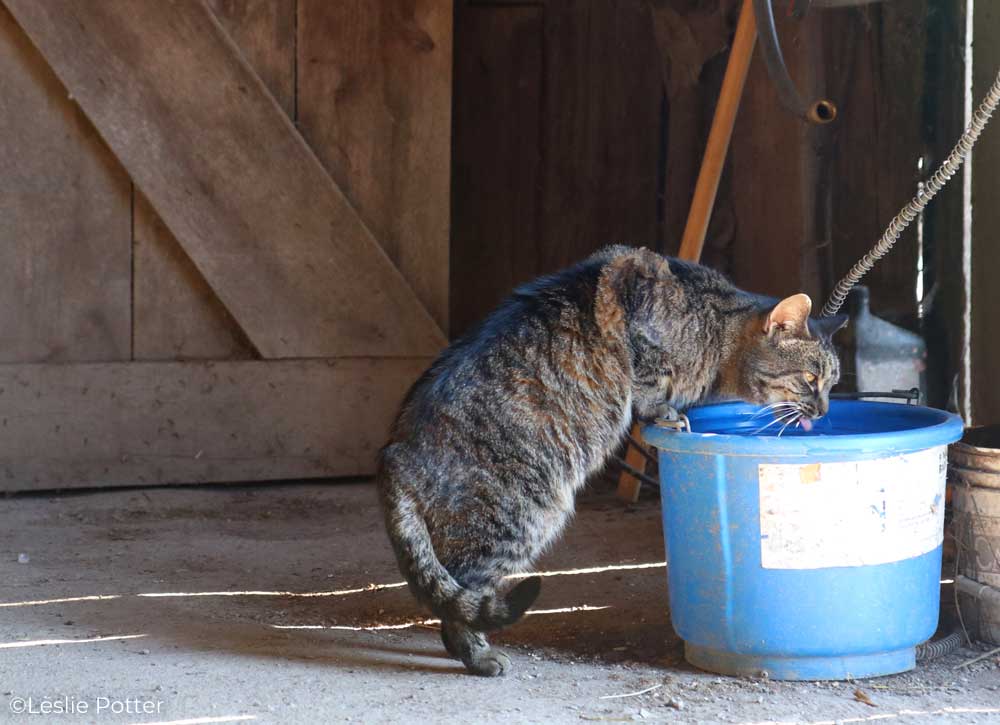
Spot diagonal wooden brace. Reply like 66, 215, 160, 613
3, 0, 447, 359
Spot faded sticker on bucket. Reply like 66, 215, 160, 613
758, 447, 947, 569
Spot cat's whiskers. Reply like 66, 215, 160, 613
748, 402, 796, 421
751, 407, 800, 435
777, 404, 809, 437
777, 415, 800, 437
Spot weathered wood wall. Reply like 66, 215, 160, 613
0, 6, 132, 364
451, 0, 957, 412
0, 0, 976, 491
0, 0, 452, 491
451, 0, 667, 336
971, 0, 1000, 424
922, 0, 969, 417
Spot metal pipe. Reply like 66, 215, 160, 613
956, 575, 1000, 610
752, 0, 837, 124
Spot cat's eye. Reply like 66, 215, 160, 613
803, 372, 817, 384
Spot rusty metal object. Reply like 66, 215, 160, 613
951, 426, 1000, 489
950, 426, 1000, 644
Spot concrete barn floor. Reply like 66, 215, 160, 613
1, 481, 999, 725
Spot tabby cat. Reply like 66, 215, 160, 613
376, 246, 846, 676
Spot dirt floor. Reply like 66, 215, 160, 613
1, 480, 999, 725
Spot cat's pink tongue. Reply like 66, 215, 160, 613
800, 417, 813, 432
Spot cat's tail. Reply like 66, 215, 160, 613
379, 485, 541, 632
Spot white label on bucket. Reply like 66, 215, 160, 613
758, 447, 947, 569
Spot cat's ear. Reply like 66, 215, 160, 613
809, 313, 849, 340
595, 248, 671, 336
764, 293, 812, 336
610, 247, 672, 282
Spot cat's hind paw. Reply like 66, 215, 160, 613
441, 621, 514, 677
464, 649, 512, 677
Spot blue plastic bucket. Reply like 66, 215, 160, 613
642, 400, 964, 680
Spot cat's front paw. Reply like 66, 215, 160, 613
652, 402, 680, 422
634, 400, 679, 423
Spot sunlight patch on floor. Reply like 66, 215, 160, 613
0, 633, 147, 649
738, 707, 1000, 725
0, 561, 662, 609
270, 604, 611, 632
526, 604, 611, 616
127, 716, 257, 725
0, 594, 122, 608
273, 619, 440, 632
135, 582, 409, 599
508, 562, 665, 579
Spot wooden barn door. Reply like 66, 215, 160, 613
0, 0, 451, 491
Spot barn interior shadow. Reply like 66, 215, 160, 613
5, 561, 681, 676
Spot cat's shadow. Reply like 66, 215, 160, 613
87, 594, 468, 675
39, 575, 679, 676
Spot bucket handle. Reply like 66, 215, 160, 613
654, 413, 692, 432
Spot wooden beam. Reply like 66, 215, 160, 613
921, 0, 968, 412
0, 358, 429, 492
0, 5, 131, 363
618, 0, 754, 503
678, 0, 756, 263
537, 0, 663, 275
971, 0, 1000, 424
133, 191, 258, 360
209, 0, 296, 117
450, 3, 544, 337
824, 1, 929, 327
134, 0, 296, 361
298, 0, 452, 331
728, 0, 819, 301
3, 0, 447, 358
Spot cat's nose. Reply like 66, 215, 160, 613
817, 399, 828, 417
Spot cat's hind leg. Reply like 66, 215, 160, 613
440, 619, 512, 677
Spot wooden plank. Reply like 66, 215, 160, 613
450, 0, 664, 331
676, 0, 755, 264
0, 358, 430, 492
450, 4, 543, 337
620, 0, 741, 504
971, 0, 1000, 424
864, 1, 927, 329
4, 0, 446, 358
209, 0, 295, 116
616, 435, 650, 504
825, 2, 927, 327
727, 6, 821, 300
134, 0, 295, 360
655, 0, 737, 264
298, 0, 452, 331
921, 0, 968, 412
133, 192, 258, 360
0, 5, 131, 363
537, 0, 663, 274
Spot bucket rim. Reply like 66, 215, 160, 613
642, 400, 964, 457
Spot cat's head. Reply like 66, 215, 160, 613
741, 294, 847, 427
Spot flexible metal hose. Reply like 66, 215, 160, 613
821, 67, 1000, 317
915, 631, 963, 662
